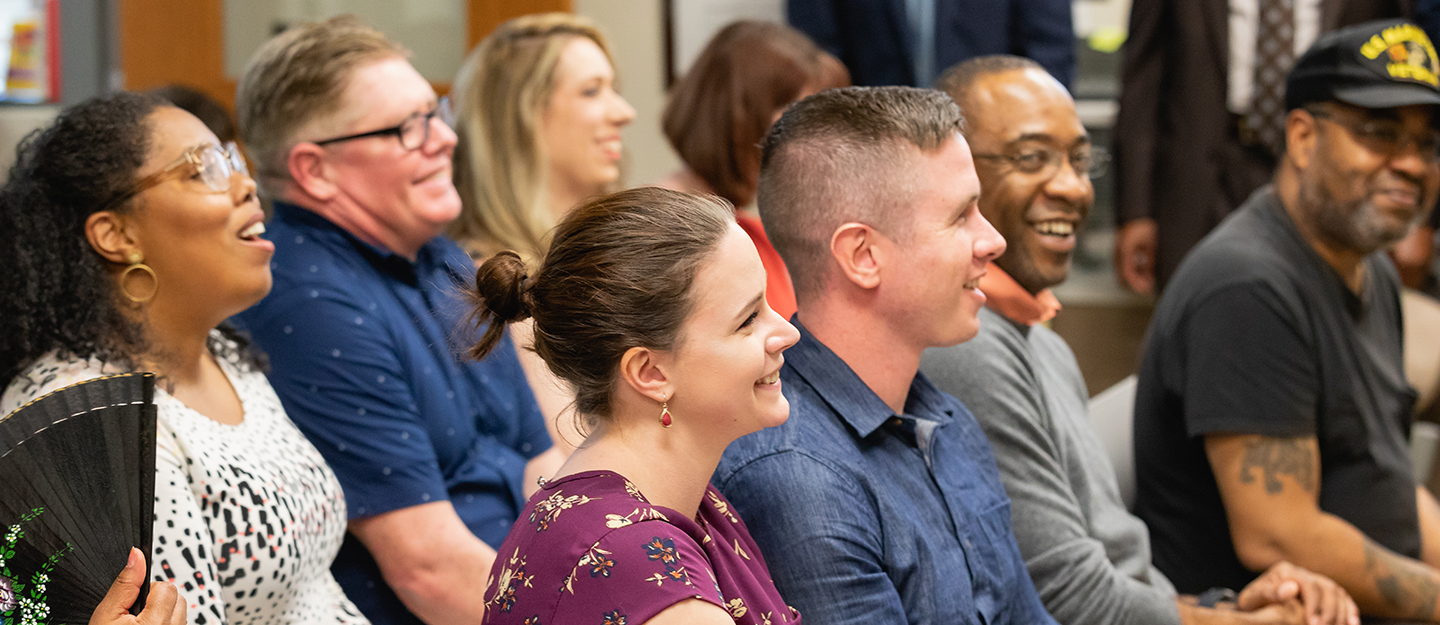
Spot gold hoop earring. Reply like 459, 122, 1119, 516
119, 251, 158, 304
660, 401, 673, 428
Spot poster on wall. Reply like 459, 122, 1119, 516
665, 0, 784, 85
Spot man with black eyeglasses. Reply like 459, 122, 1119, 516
1133, 19, 1440, 623
230, 17, 562, 625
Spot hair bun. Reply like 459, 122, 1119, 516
475, 251, 533, 323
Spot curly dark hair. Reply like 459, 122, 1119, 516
0, 91, 261, 386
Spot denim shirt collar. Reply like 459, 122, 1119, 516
271, 200, 447, 286
786, 318, 954, 438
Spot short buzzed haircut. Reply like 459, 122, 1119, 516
236, 15, 406, 196
934, 54, 1043, 111
757, 86, 965, 300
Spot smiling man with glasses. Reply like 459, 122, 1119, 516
230, 16, 560, 625
921, 55, 1356, 625
1132, 19, 1440, 623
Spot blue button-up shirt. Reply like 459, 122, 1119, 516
233, 201, 550, 625
715, 321, 1057, 625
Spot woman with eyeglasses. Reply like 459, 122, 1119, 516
0, 93, 368, 623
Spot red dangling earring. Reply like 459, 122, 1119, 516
660, 402, 673, 428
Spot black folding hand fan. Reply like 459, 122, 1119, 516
0, 373, 157, 624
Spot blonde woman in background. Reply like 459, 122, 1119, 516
449, 13, 634, 262
449, 13, 635, 450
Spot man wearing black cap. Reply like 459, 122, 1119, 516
1133, 19, 1440, 622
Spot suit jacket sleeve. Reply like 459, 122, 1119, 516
1114, 0, 1167, 224
1011, 0, 1077, 88
788, 0, 844, 60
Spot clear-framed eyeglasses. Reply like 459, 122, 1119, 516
314, 96, 451, 151
102, 141, 250, 211
971, 144, 1111, 179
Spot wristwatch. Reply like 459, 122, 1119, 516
1197, 587, 1239, 608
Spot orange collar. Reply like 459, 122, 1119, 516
980, 265, 1061, 325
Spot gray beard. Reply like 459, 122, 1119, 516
1299, 174, 1418, 256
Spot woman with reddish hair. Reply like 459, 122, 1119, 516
658, 21, 849, 320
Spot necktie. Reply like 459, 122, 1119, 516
1248, 0, 1296, 157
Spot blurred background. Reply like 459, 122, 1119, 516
2, 0, 1142, 392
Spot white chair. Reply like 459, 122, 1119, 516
1089, 375, 1138, 510
1086, 374, 1440, 501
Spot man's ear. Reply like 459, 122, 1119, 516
287, 143, 339, 202
617, 345, 673, 405
830, 222, 883, 290
84, 210, 138, 265
1285, 108, 1319, 171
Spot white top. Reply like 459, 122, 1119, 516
1228, 0, 1324, 113
2, 334, 368, 625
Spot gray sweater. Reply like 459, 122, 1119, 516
921, 306, 1181, 625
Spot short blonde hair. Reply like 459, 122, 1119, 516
447, 13, 613, 263
236, 15, 407, 196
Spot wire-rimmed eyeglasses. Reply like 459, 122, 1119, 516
971, 144, 1110, 179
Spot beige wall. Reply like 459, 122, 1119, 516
573, 0, 680, 188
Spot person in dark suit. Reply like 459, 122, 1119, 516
1114, 0, 1410, 294
787, 0, 1074, 88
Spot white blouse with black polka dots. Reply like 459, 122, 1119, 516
1, 335, 368, 625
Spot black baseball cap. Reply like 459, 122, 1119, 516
1286, 19, 1440, 110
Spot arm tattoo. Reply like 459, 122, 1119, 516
1237, 438, 1317, 494
1365, 538, 1440, 620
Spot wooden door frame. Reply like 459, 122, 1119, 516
118, 0, 572, 111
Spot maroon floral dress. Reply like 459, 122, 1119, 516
481, 470, 801, 625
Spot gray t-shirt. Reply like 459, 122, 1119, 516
922, 306, 1180, 625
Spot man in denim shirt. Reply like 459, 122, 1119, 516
714, 86, 1056, 624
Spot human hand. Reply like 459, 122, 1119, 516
1242, 599, 1306, 625
1238, 561, 1359, 625
1115, 218, 1157, 293
89, 548, 186, 625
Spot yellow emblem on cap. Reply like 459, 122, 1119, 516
1359, 23, 1440, 87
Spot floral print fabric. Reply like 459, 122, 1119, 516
482, 471, 799, 625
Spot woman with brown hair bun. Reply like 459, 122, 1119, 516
471, 187, 802, 625
657, 20, 849, 320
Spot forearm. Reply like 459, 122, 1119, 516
1178, 599, 1287, 625
383, 536, 496, 624
1416, 486, 1440, 568
1251, 512, 1440, 622
1178, 599, 1244, 625
351, 502, 500, 624
1208, 434, 1436, 622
